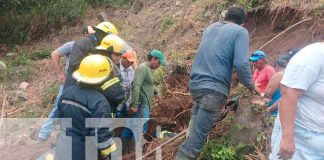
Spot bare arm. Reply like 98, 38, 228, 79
267, 98, 280, 112
51, 49, 66, 82
278, 84, 304, 159
264, 72, 283, 97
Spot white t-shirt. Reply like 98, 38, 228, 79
281, 42, 324, 133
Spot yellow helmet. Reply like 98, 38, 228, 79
72, 54, 112, 84
95, 34, 133, 54
94, 22, 119, 35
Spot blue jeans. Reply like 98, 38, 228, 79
38, 85, 63, 140
271, 117, 324, 159
177, 89, 227, 159
120, 105, 150, 140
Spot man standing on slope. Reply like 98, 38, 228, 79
176, 7, 255, 160
38, 26, 94, 141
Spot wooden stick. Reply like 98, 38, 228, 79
136, 129, 187, 160
171, 92, 190, 96
0, 95, 6, 131
258, 18, 312, 50
5, 106, 27, 117
172, 109, 191, 120
128, 41, 150, 55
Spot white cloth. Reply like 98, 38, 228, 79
281, 42, 324, 133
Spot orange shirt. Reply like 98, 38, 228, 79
252, 64, 275, 92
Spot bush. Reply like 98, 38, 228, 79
31, 48, 53, 59
201, 140, 247, 160
11, 54, 31, 67
161, 16, 176, 32
0, 0, 132, 45
0, 0, 88, 44
153, 67, 166, 95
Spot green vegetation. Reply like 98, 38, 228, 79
0, 0, 130, 45
194, 0, 269, 22
161, 16, 176, 32
314, 3, 324, 17
41, 82, 60, 107
89, 0, 130, 6
201, 140, 246, 160
169, 51, 181, 66
154, 67, 166, 95
228, 0, 269, 11
201, 115, 251, 160
11, 54, 31, 67
31, 48, 53, 59
0, 49, 35, 85
10, 81, 59, 118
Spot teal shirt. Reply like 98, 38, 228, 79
132, 62, 154, 108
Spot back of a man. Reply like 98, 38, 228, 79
271, 42, 324, 159
177, 7, 253, 160
64, 35, 98, 88
190, 21, 252, 96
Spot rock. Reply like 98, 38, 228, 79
99, 12, 108, 22
9, 91, 28, 105
176, 1, 182, 6
15, 91, 28, 101
0, 60, 6, 69
19, 82, 29, 90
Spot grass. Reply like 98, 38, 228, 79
89, 0, 130, 7
14, 82, 59, 118
161, 16, 176, 32
10, 54, 31, 67
41, 82, 60, 108
31, 48, 53, 60
0, 48, 36, 86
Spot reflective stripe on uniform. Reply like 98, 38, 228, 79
100, 143, 117, 156
101, 77, 120, 90
61, 100, 91, 114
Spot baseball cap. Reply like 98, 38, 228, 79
122, 51, 137, 62
249, 50, 266, 62
150, 50, 166, 66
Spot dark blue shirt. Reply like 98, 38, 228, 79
189, 21, 253, 96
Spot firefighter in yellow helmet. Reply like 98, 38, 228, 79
93, 21, 119, 35
55, 54, 116, 160
95, 34, 134, 116
96, 34, 133, 66
64, 21, 119, 88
